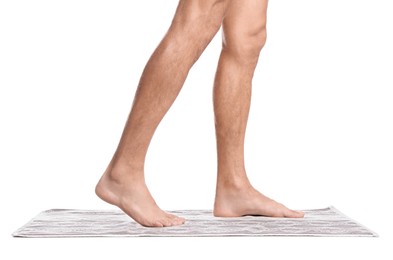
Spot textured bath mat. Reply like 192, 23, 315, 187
12, 206, 377, 237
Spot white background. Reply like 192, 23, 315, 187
1, 0, 392, 259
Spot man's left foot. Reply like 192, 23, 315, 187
213, 180, 304, 218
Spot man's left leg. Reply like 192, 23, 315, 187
213, 0, 304, 218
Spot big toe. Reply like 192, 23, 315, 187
285, 209, 305, 218
156, 218, 172, 227
167, 213, 186, 225
157, 216, 184, 227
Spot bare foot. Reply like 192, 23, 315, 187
95, 168, 185, 227
214, 181, 304, 218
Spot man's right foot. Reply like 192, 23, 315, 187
95, 168, 185, 227
214, 179, 305, 218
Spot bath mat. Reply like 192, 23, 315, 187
12, 206, 377, 237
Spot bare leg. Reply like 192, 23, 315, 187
213, 0, 304, 218
96, 0, 232, 227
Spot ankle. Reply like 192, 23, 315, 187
105, 163, 144, 183
216, 174, 251, 191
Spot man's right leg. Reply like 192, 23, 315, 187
95, 0, 231, 227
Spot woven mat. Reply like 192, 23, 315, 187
12, 206, 377, 237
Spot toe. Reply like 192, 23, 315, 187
155, 222, 165, 227
167, 213, 179, 220
294, 210, 305, 218
156, 220, 171, 227
284, 209, 305, 218
162, 218, 174, 227
150, 221, 164, 227
175, 217, 186, 225
271, 203, 287, 217
166, 213, 185, 226
170, 216, 185, 226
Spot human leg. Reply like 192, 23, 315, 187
213, 0, 304, 218
96, 0, 232, 227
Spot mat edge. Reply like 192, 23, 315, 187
328, 205, 378, 237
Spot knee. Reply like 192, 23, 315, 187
173, 0, 231, 29
169, 0, 231, 53
223, 26, 267, 64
